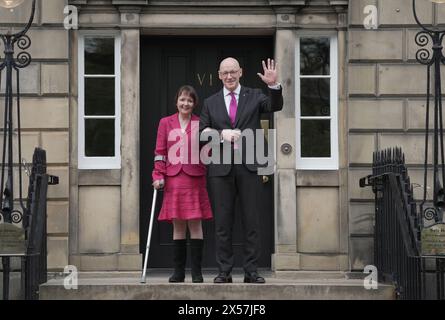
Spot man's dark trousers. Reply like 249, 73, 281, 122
208, 164, 261, 273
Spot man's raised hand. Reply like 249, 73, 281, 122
257, 58, 278, 86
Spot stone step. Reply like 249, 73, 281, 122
39, 270, 395, 300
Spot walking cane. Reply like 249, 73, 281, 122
141, 188, 158, 283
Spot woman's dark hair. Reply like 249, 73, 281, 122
175, 85, 199, 107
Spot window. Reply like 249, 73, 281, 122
296, 35, 338, 169
78, 33, 121, 169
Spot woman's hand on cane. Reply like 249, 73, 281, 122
153, 179, 165, 189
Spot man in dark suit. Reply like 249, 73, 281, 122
199, 57, 283, 284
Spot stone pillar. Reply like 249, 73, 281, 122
69, 29, 80, 267
337, 24, 349, 260
272, 24, 299, 270
119, 8, 142, 270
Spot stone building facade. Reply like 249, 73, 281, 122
348, 0, 439, 271
0, 0, 70, 271
0, 0, 438, 274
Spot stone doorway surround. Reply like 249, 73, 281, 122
68, 0, 349, 272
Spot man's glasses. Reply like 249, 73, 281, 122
219, 69, 240, 77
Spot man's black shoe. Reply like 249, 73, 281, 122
244, 272, 265, 284
213, 272, 232, 283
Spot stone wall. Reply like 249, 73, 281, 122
0, 0, 70, 271
348, 0, 439, 270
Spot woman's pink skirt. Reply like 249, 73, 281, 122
157, 171, 213, 222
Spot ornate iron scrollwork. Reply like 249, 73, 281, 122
13, 35, 32, 68
14, 51, 31, 68
11, 209, 23, 224
15, 34, 31, 50
415, 31, 434, 65
424, 207, 437, 221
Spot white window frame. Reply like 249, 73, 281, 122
295, 33, 338, 170
78, 31, 121, 169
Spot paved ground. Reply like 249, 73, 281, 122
45, 269, 363, 285
39, 270, 395, 300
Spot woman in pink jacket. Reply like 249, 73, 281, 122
152, 85, 212, 283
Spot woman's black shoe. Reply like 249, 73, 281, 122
169, 239, 186, 283
190, 239, 204, 283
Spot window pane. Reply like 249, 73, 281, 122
301, 78, 330, 116
301, 120, 330, 157
85, 37, 114, 75
85, 119, 115, 157
85, 78, 115, 116
300, 37, 330, 75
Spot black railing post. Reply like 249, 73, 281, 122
22, 148, 55, 300
2, 257, 10, 299
362, 148, 422, 299
362, 147, 445, 299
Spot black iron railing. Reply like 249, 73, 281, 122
361, 147, 445, 300
23, 148, 49, 300
1, 148, 58, 300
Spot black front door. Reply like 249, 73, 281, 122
140, 36, 274, 269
